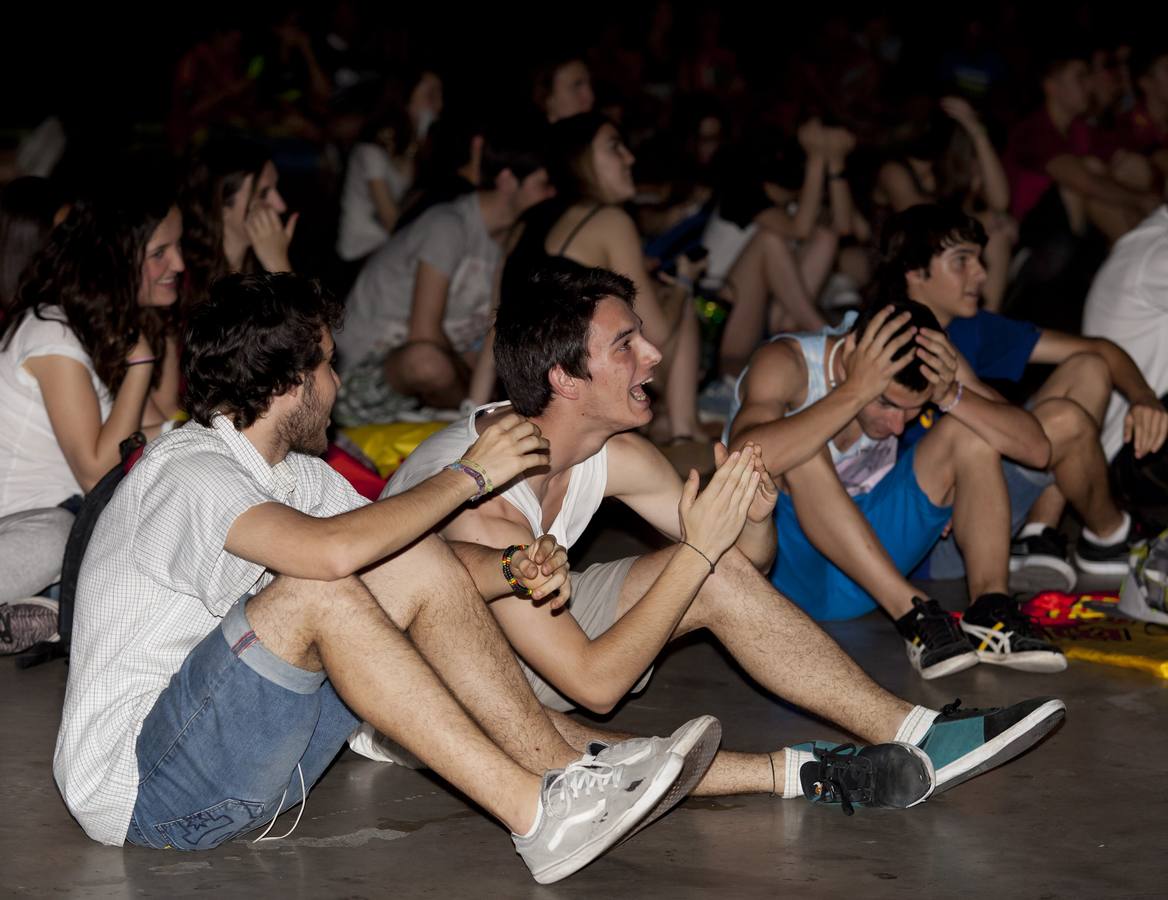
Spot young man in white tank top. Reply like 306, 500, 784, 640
729, 297, 1066, 679
353, 258, 1067, 804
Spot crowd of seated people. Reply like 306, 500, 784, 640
3, 4, 1168, 884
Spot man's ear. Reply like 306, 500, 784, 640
494, 167, 518, 194
548, 364, 580, 401
905, 266, 930, 293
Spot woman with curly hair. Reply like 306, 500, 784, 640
0, 178, 184, 650
179, 136, 296, 307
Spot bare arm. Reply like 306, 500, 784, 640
25, 349, 157, 492
917, 328, 1050, 468
590, 207, 676, 345
877, 162, 932, 212
484, 448, 759, 713
406, 259, 454, 348
941, 97, 1009, 213
227, 414, 550, 580
1046, 154, 1158, 211
368, 178, 401, 233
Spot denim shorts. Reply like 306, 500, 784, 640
771, 444, 953, 621
126, 598, 358, 850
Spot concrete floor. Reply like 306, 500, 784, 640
4, 503, 1167, 898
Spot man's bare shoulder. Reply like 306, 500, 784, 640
743, 338, 806, 393
605, 431, 680, 498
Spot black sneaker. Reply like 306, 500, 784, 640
916, 697, 1066, 792
960, 593, 1067, 673
1073, 529, 1133, 578
798, 742, 934, 815
896, 597, 979, 680
1009, 528, 1076, 592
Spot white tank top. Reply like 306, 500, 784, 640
382, 402, 609, 549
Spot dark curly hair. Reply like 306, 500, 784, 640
851, 296, 942, 395
1, 177, 176, 393
183, 273, 343, 429
179, 136, 271, 310
495, 257, 636, 417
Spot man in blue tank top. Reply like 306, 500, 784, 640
878, 204, 1167, 590
728, 298, 1066, 679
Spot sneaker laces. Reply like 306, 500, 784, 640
913, 598, 965, 651
807, 744, 869, 816
545, 761, 623, 818
938, 698, 993, 720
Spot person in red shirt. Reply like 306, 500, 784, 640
1121, 46, 1168, 181
1006, 50, 1160, 244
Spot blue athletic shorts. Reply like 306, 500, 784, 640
771, 444, 952, 621
126, 598, 358, 850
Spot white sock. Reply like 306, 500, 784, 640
893, 705, 940, 746
1082, 512, 1130, 546
1018, 522, 1048, 540
516, 790, 545, 838
781, 749, 816, 799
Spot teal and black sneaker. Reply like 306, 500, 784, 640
796, 741, 934, 815
918, 697, 1066, 793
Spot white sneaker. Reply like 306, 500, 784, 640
346, 722, 426, 769
514, 750, 684, 884
584, 715, 721, 837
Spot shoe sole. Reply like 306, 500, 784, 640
1009, 555, 1077, 593
1071, 553, 1129, 578
917, 649, 980, 680
528, 752, 684, 884
975, 650, 1069, 673
933, 699, 1066, 793
620, 716, 722, 844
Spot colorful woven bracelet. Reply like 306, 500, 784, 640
447, 461, 487, 499
501, 544, 532, 597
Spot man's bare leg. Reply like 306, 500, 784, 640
359, 535, 580, 774
784, 451, 918, 619
912, 415, 1010, 602
610, 548, 913, 746
1025, 353, 1121, 533
245, 572, 540, 834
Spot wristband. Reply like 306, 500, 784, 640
126, 357, 157, 366
501, 544, 533, 597
680, 540, 715, 573
938, 382, 964, 414
447, 457, 494, 500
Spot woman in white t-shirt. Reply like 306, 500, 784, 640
0, 182, 184, 641
337, 106, 417, 261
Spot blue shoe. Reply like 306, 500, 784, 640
797, 742, 934, 815
918, 697, 1066, 792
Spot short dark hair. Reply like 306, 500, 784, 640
183, 273, 343, 429
494, 258, 636, 417
851, 296, 942, 395
479, 116, 550, 189
871, 204, 986, 306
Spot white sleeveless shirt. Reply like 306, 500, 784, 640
382, 402, 609, 549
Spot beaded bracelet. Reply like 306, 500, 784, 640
501, 544, 533, 597
938, 382, 964, 414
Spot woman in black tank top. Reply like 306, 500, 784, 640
506, 113, 707, 448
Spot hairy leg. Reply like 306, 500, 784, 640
913, 416, 1009, 602
1026, 353, 1118, 531
612, 547, 913, 745
783, 451, 918, 619
245, 573, 540, 834
360, 535, 579, 774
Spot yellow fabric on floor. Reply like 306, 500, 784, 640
341, 422, 447, 478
